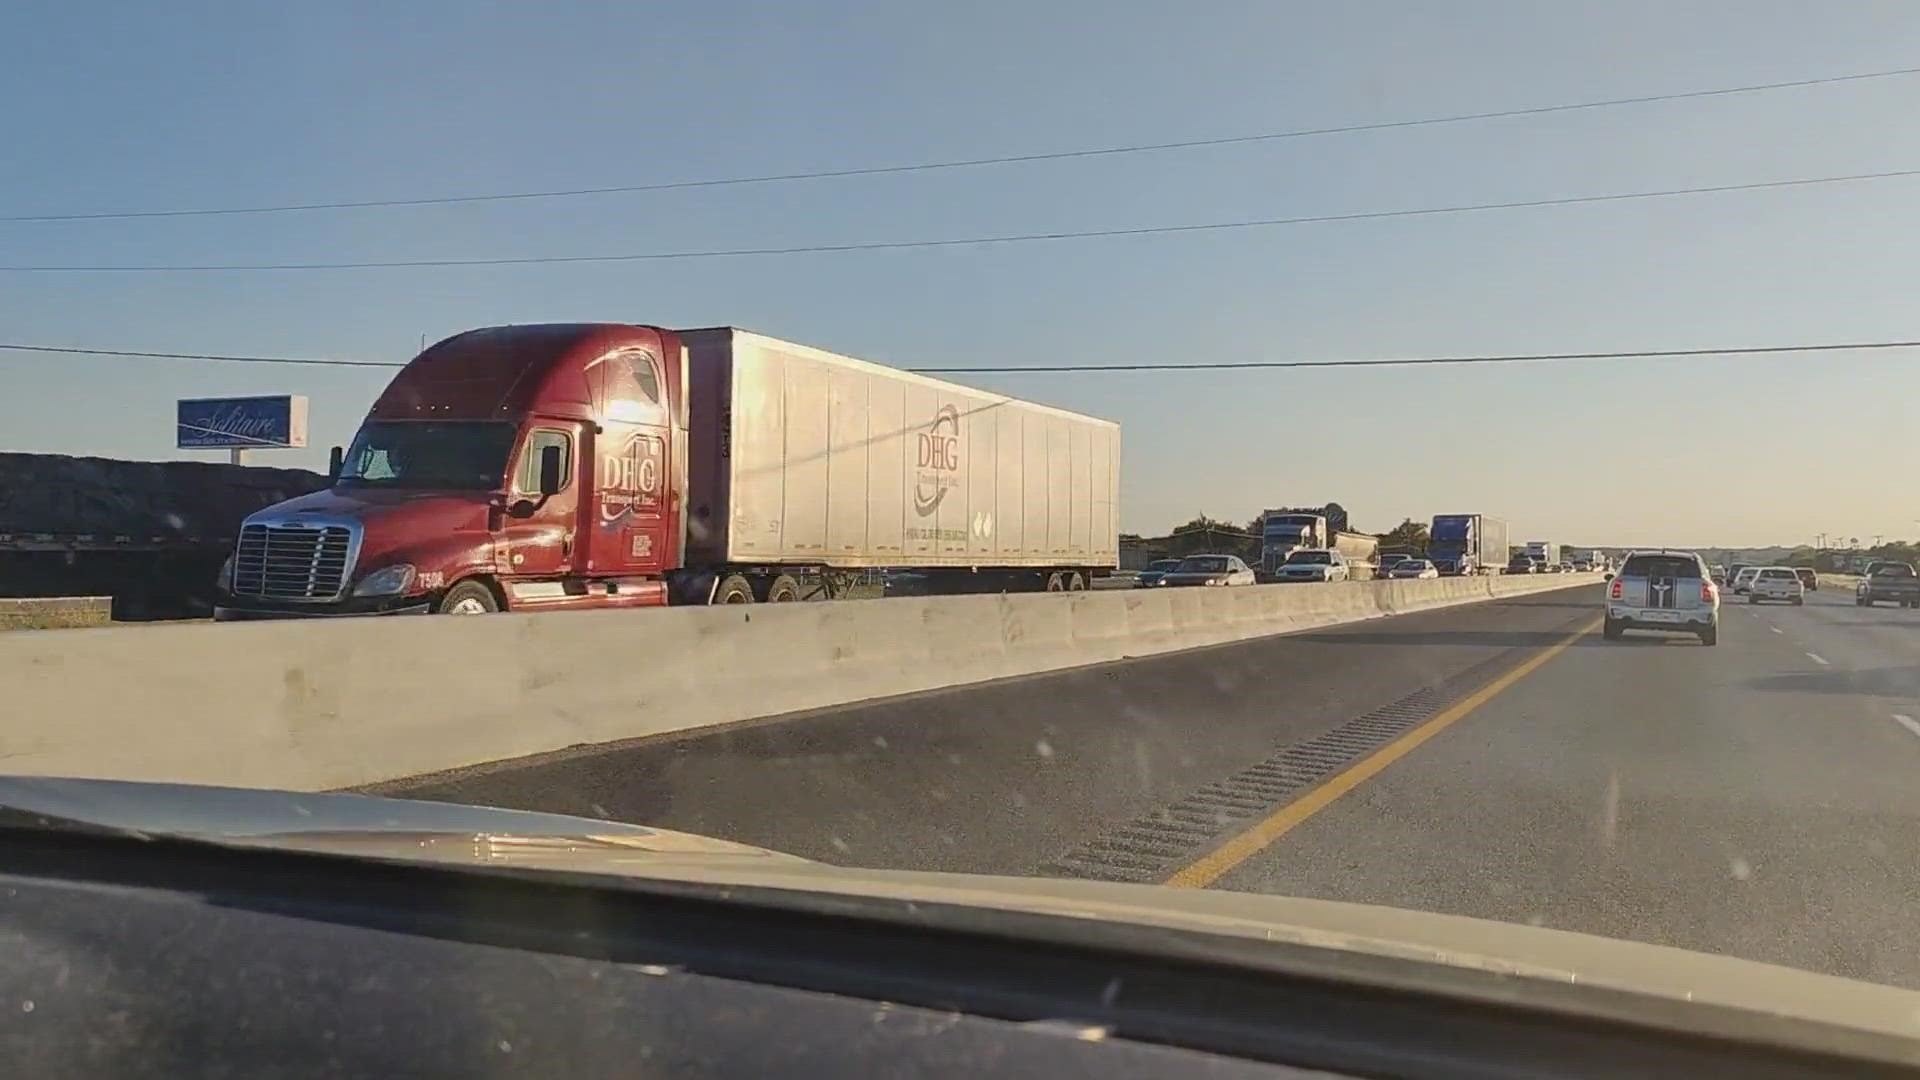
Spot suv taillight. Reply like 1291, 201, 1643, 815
1701, 581, 1715, 603
1609, 578, 1623, 600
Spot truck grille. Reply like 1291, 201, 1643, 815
232, 523, 353, 601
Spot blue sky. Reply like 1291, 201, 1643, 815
3, 1, 1918, 546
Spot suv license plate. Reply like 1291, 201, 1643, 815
1639, 611, 1682, 622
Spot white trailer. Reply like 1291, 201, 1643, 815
681, 328, 1120, 588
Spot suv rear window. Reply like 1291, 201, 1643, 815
1621, 555, 1702, 579
1873, 563, 1916, 577
1758, 569, 1795, 579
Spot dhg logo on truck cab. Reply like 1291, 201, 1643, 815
599, 433, 663, 526
914, 405, 961, 516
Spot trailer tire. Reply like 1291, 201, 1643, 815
1065, 571, 1086, 592
436, 579, 500, 615
715, 574, 756, 605
1045, 572, 1065, 593
763, 574, 802, 602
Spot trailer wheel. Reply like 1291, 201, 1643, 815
763, 574, 802, 602
1065, 571, 1086, 592
715, 574, 756, 604
436, 579, 500, 615
1044, 572, 1065, 593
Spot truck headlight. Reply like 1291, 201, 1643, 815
352, 564, 418, 598
215, 555, 234, 592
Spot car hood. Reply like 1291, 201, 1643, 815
4, 776, 1917, 1043
254, 486, 493, 562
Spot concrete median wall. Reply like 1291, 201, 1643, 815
0, 573, 1597, 792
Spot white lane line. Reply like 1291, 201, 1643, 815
1769, 626, 1783, 634
1806, 652, 1830, 666
1894, 714, 1920, 740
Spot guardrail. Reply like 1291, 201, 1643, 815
0, 573, 1598, 792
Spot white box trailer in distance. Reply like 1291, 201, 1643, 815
681, 328, 1120, 587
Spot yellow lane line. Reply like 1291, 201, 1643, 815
1163, 616, 1602, 889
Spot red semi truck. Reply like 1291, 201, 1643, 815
214, 324, 1120, 618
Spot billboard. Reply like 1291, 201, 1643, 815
176, 395, 309, 450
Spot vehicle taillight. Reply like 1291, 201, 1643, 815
1701, 581, 1715, 603
1609, 578, 1623, 600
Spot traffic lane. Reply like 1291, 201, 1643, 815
1738, 586, 1920, 715
1208, 587, 1920, 988
383, 585, 1596, 875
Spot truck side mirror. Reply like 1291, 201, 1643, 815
538, 444, 564, 496
327, 445, 344, 480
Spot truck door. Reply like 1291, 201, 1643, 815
502, 423, 582, 578
586, 348, 674, 576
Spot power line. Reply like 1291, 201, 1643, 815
6, 64, 1918, 224
5, 338, 1917, 374
0, 344, 399, 368
916, 339, 1920, 372
6, 165, 1919, 273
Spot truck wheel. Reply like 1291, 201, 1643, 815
1065, 571, 1086, 592
763, 574, 802, 602
715, 574, 756, 604
436, 580, 499, 615
1045, 572, 1065, 593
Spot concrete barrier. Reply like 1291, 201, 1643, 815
0, 573, 1598, 792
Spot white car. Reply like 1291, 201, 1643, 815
1275, 549, 1351, 582
1157, 553, 1258, 588
1388, 558, 1439, 580
1605, 549, 1719, 645
1747, 566, 1804, 605
1731, 567, 1761, 595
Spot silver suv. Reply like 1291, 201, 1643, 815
1604, 550, 1719, 646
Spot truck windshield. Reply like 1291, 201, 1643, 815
339, 421, 518, 490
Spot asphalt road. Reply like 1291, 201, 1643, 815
385, 578, 1920, 990
386, 585, 1597, 874
1211, 582, 1920, 989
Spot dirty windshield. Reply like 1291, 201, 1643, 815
7, 1, 1920, 1043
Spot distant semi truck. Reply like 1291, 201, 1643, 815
1427, 514, 1508, 576
1258, 504, 1379, 577
1525, 540, 1562, 568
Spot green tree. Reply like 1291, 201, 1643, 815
1378, 517, 1429, 553
1168, 514, 1257, 560
1172, 514, 1236, 535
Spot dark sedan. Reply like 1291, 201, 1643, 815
1135, 558, 1182, 588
